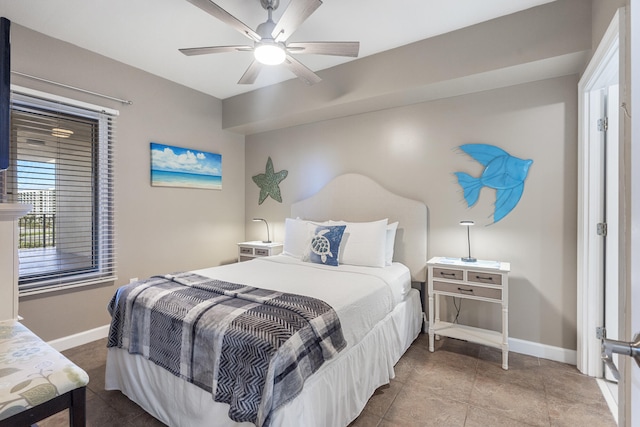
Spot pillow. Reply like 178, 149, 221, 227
329, 219, 388, 268
305, 224, 346, 267
283, 218, 330, 259
283, 218, 311, 259
386, 222, 399, 266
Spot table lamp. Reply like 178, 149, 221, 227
252, 218, 271, 243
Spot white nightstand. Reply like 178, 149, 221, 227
237, 241, 283, 262
427, 256, 511, 369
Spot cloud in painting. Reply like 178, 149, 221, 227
151, 143, 221, 176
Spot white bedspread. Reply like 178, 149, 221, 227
192, 255, 410, 347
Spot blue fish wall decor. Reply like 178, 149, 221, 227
455, 144, 533, 223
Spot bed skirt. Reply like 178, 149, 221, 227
105, 288, 423, 427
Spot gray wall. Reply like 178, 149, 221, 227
238, 0, 592, 352
591, 0, 626, 50
10, 24, 246, 341
245, 75, 578, 350
239, 0, 627, 354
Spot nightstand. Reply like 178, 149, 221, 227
237, 241, 283, 262
427, 256, 511, 369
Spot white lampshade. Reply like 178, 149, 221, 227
254, 43, 286, 65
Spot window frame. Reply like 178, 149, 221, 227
9, 86, 117, 295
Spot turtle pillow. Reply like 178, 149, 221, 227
304, 224, 346, 267
283, 218, 330, 259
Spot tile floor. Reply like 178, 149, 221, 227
37, 334, 617, 427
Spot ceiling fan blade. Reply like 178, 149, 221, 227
186, 0, 261, 41
286, 41, 359, 57
238, 60, 264, 84
283, 54, 322, 85
179, 45, 253, 56
272, 0, 322, 43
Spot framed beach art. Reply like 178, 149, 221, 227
150, 142, 222, 190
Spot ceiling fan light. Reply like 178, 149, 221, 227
254, 43, 286, 65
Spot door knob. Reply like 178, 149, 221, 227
600, 333, 640, 380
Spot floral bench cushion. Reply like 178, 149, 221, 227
0, 320, 89, 420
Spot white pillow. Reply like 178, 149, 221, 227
283, 218, 311, 259
283, 218, 330, 259
329, 219, 388, 268
386, 222, 399, 266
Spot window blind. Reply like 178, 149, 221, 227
8, 91, 116, 294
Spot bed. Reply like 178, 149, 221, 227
105, 173, 427, 427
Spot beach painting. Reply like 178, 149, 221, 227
150, 142, 222, 190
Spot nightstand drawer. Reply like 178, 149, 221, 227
468, 271, 503, 286
433, 268, 463, 281
239, 247, 253, 255
433, 281, 502, 300
237, 242, 283, 262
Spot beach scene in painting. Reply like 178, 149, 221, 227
150, 142, 222, 190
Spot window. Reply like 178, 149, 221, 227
7, 89, 116, 294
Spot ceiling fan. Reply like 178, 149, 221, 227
180, 0, 360, 85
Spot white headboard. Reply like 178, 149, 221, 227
291, 174, 427, 282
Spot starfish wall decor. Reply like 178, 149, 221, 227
252, 157, 288, 205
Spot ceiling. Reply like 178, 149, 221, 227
0, 0, 555, 100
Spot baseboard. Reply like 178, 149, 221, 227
596, 378, 619, 423
47, 324, 110, 352
509, 337, 577, 365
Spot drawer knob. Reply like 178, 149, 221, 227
475, 275, 493, 281
440, 272, 456, 277
458, 287, 474, 293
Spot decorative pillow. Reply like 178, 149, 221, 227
386, 221, 399, 266
305, 224, 346, 267
329, 219, 388, 268
283, 218, 331, 259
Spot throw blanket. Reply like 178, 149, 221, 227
107, 272, 346, 427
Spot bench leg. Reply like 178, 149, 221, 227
69, 387, 86, 427
0, 386, 86, 427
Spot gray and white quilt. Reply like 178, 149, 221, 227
107, 272, 347, 427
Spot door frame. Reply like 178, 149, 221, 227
626, 0, 639, 424
577, 6, 628, 424
577, 7, 624, 379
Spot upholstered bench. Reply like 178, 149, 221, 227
0, 320, 89, 427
